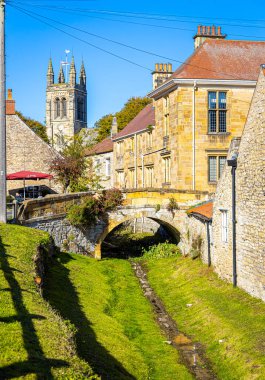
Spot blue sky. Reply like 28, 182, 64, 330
5, 0, 265, 128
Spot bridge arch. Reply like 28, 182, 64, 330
94, 211, 182, 259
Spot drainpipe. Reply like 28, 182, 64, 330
206, 221, 211, 267
134, 133, 137, 188
192, 81, 197, 191
227, 154, 238, 287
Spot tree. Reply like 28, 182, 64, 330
49, 133, 100, 193
16, 111, 49, 143
95, 96, 152, 142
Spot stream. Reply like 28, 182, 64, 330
131, 261, 216, 380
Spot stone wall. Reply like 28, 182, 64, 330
6, 113, 61, 193
212, 67, 265, 301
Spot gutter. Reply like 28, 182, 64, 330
148, 78, 257, 99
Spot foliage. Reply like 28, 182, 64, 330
146, 256, 265, 380
99, 188, 124, 211
0, 224, 97, 378
16, 111, 49, 143
95, 97, 152, 142
155, 204, 161, 213
49, 133, 100, 193
66, 189, 123, 227
45, 252, 192, 379
140, 242, 181, 260
166, 197, 179, 212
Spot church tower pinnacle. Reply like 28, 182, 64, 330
79, 61, 86, 87
47, 58, 54, 86
46, 55, 87, 150
69, 56, 76, 87
58, 64, 65, 83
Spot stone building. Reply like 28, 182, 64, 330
112, 103, 155, 189
147, 27, 265, 194
112, 26, 265, 197
6, 90, 60, 193
46, 57, 87, 149
86, 137, 114, 189
211, 66, 265, 301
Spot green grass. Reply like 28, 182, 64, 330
45, 253, 193, 380
144, 255, 265, 380
0, 223, 97, 379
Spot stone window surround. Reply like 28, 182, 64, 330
207, 153, 227, 183
207, 90, 228, 134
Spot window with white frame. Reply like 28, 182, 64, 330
221, 210, 228, 243
163, 156, 171, 183
163, 96, 170, 137
147, 131, 153, 149
105, 158, 111, 177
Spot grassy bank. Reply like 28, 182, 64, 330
0, 224, 97, 379
144, 255, 265, 380
45, 253, 193, 380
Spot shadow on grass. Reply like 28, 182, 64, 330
0, 237, 68, 379
44, 252, 136, 380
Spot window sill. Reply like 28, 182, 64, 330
208, 132, 230, 136
208, 181, 217, 185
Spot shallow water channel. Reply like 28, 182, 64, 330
131, 261, 216, 380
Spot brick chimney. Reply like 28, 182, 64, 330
152, 63, 173, 89
6, 89, 15, 115
194, 25, 226, 49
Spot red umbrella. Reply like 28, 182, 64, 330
7, 171, 53, 200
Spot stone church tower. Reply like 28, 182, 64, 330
46, 57, 87, 149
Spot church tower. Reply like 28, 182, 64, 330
46, 56, 87, 150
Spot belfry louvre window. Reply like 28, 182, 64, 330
208, 155, 227, 182
208, 91, 227, 133
62, 98, 67, 117
55, 98, 60, 118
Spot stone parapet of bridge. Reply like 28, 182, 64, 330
18, 189, 211, 259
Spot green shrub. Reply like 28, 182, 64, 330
66, 189, 123, 227
140, 242, 181, 260
166, 198, 179, 212
155, 204, 161, 213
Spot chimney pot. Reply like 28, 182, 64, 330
197, 25, 201, 34
155, 63, 159, 71
159, 63, 163, 71
217, 26, 221, 35
212, 25, 216, 35
168, 63, 172, 72
163, 64, 167, 72
7, 89, 13, 100
202, 26, 206, 35
207, 26, 211, 35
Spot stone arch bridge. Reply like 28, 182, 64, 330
19, 190, 209, 259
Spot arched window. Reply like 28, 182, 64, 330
62, 98, 67, 118
54, 98, 60, 118
77, 98, 84, 121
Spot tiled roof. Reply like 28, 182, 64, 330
187, 201, 213, 221
85, 137, 113, 156
113, 104, 155, 140
170, 39, 265, 81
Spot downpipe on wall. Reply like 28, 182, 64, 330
227, 154, 238, 287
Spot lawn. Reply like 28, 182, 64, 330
0, 224, 97, 379
44, 252, 193, 380
144, 255, 265, 380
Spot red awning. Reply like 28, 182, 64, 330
6, 170, 53, 180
